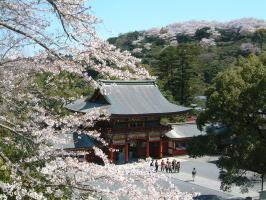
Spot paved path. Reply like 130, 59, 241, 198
106, 156, 262, 199
167, 176, 234, 199
154, 156, 260, 199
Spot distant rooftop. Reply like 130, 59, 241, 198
66, 80, 191, 116
165, 123, 207, 139
56, 133, 102, 150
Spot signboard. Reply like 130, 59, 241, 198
113, 135, 126, 140
149, 131, 161, 136
149, 136, 160, 141
112, 139, 126, 145
128, 133, 146, 140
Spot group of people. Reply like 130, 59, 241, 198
150, 158, 180, 173
150, 159, 197, 181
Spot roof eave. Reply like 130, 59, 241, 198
110, 109, 192, 118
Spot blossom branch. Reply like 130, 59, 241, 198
0, 21, 61, 59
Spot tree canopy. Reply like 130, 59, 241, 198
189, 55, 266, 192
108, 21, 265, 107
0, 1, 192, 199
154, 44, 205, 105
253, 29, 266, 50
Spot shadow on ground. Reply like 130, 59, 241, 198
207, 160, 218, 165
193, 195, 244, 200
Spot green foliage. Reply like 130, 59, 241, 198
0, 127, 42, 193
191, 55, 266, 191
187, 135, 219, 157
108, 26, 262, 109
252, 28, 266, 50
108, 31, 142, 51
176, 34, 195, 43
161, 112, 193, 124
154, 44, 205, 105
0, 70, 96, 198
35, 71, 93, 115
35, 71, 92, 99
195, 27, 211, 40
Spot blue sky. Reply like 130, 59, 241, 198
89, 0, 266, 39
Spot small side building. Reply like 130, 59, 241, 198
165, 122, 207, 156
57, 133, 105, 164
66, 80, 191, 163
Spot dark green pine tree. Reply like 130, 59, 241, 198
155, 46, 179, 102
155, 44, 204, 105
253, 29, 266, 51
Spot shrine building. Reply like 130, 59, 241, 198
66, 80, 191, 163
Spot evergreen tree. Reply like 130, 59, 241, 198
155, 44, 204, 105
253, 29, 266, 51
189, 55, 266, 192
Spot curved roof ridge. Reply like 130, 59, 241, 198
99, 79, 156, 86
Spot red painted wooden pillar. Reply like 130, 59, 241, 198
124, 143, 128, 163
109, 145, 114, 163
146, 141, 150, 158
159, 140, 163, 159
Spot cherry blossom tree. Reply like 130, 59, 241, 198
0, 1, 194, 199
146, 18, 266, 39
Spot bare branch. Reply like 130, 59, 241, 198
46, 0, 79, 42
1, 39, 22, 60
46, 0, 70, 37
0, 21, 61, 59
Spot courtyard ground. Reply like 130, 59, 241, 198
97, 156, 263, 199
147, 155, 262, 199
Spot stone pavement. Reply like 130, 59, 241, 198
154, 156, 260, 199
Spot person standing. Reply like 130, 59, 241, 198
155, 160, 159, 172
166, 158, 169, 173
192, 168, 196, 181
150, 159, 154, 167
172, 159, 176, 172
161, 159, 165, 171
177, 161, 180, 173
168, 162, 172, 173
174, 161, 178, 172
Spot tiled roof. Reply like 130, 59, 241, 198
66, 80, 191, 116
168, 123, 206, 138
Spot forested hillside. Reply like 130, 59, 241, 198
108, 18, 266, 106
